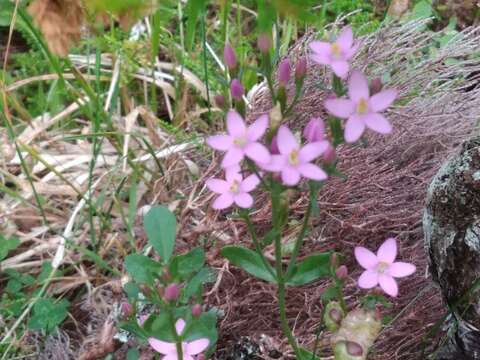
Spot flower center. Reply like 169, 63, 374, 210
376, 261, 389, 274
229, 180, 240, 193
331, 43, 342, 59
356, 98, 369, 114
233, 136, 247, 147
288, 150, 299, 166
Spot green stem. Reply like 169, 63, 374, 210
168, 310, 183, 359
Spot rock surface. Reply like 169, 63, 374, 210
424, 137, 480, 359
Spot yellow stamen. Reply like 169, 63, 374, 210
357, 98, 369, 114
233, 137, 247, 147
230, 180, 240, 193
377, 261, 389, 274
288, 150, 299, 166
331, 43, 342, 58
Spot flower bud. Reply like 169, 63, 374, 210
224, 43, 237, 70
295, 57, 307, 80
303, 118, 325, 143
164, 283, 180, 302
369, 77, 383, 95
196, 355, 206, 360
323, 301, 345, 332
214, 94, 226, 109
278, 59, 291, 86
121, 302, 133, 318
336, 265, 348, 280
334, 340, 364, 359
270, 135, 280, 155
192, 304, 202, 317
323, 143, 336, 164
257, 33, 272, 54
331, 253, 338, 268
230, 79, 244, 101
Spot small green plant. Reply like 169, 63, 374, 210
120, 206, 217, 358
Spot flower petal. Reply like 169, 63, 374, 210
240, 174, 260, 192
388, 262, 416, 278
281, 167, 301, 186
298, 163, 328, 181
364, 113, 392, 134
303, 118, 325, 142
206, 179, 230, 194
162, 355, 180, 360
309, 41, 332, 56
247, 114, 269, 141
369, 89, 397, 112
354, 246, 378, 269
298, 141, 329, 163
148, 338, 176, 354
260, 154, 286, 172
310, 53, 331, 66
213, 193, 234, 210
345, 40, 361, 59
277, 126, 299, 155
226, 110, 246, 137
331, 60, 350, 79
186, 338, 210, 355
244, 142, 271, 164
378, 274, 398, 297
377, 238, 397, 263
344, 115, 365, 143
207, 135, 233, 151
348, 70, 369, 102
324, 98, 355, 118
234, 193, 254, 208
225, 166, 242, 183
358, 270, 379, 289
221, 147, 244, 168
175, 319, 186, 335
336, 26, 353, 51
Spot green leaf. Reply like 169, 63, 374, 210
184, 0, 208, 50
144, 206, 177, 262
298, 347, 322, 360
145, 313, 175, 341
124, 254, 161, 285
286, 253, 331, 286
28, 298, 69, 333
0, 235, 20, 261
221, 246, 276, 283
126, 348, 140, 360
124, 282, 141, 301
183, 310, 218, 346
169, 248, 205, 280
321, 285, 341, 303
182, 267, 216, 303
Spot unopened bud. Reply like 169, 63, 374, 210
336, 265, 348, 280
324, 301, 345, 332
270, 135, 280, 154
323, 143, 336, 163
230, 79, 244, 101
121, 302, 133, 318
278, 59, 291, 86
224, 43, 237, 70
303, 118, 325, 143
192, 304, 202, 317
214, 94, 226, 108
369, 77, 383, 95
257, 33, 272, 54
164, 283, 180, 302
295, 57, 307, 80
196, 355, 206, 360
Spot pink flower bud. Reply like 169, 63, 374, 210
224, 43, 237, 70
270, 135, 280, 155
197, 355, 206, 360
369, 77, 383, 95
214, 94, 226, 108
192, 304, 202, 317
323, 143, 336, 164
230, 79, 244, 101
295, 57, 307, 80
257, 33, 272, 54
164, 283, 180, 301
336, 265, 348, 280
121, 302, 133, 318
278, 59, 291, 86
303, 118, 325, 143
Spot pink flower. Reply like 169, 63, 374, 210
206, 168, 260, 209
309, 26, 360, 79
207, 111, 271, 168
303, 117, 326, 143
148, 319, 209, 360
262, 125, 328, 186
354, 238, 416, 297
278, 59, 291, 86
224, 43, 237, 70
324, 70, 397, 143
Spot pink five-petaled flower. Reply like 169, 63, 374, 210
206, 168, 260, 210
324, 70, 397, 143
262, 125, 328, 186
354, 238, 416, 297
148, 319, 209, 360
207, 111, 271, 168
309, 26, 360, 79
